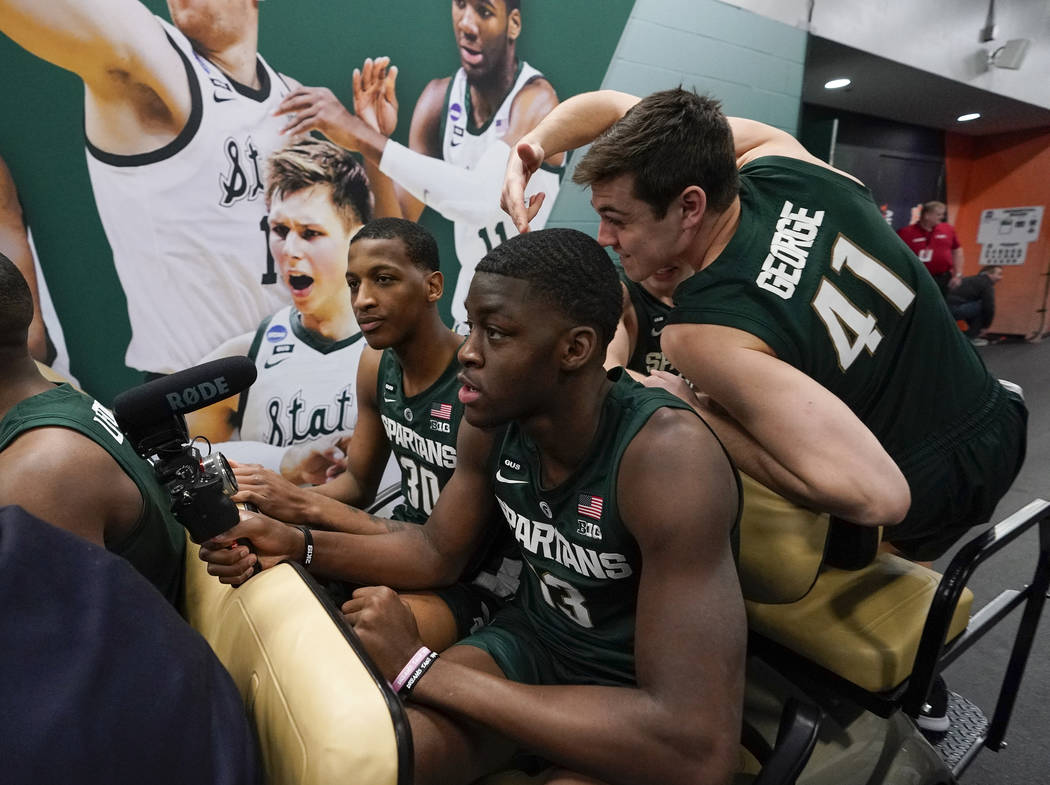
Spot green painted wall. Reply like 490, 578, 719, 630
547, 0, 808, 237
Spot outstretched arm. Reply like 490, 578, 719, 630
0, 0, 189, 149
200, 418, 498, 589
502, 90, 640, 231
348, 407, 745, 785
661, 323, 910, 526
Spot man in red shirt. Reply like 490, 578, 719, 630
897, 201, 963, 296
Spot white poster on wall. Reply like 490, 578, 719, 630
976, 206, 1044, 265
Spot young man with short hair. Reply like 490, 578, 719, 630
501, 88, 1026, 567
201, 227, 745, 785
227, 217, 519, 650
186, 138, 374, 485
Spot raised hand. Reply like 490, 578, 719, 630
500, 139, 548, 233
353, 56, 399, 136
275, 85, 364, 151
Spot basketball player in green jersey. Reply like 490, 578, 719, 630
502, 88, 1026, 566
0, 254, 184, 605
202, 228, 744, 785
606, 263, 691, 380
227, 218, 518, 650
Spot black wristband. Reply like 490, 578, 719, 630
295, 525, 314, 567
399, 650, 440, 698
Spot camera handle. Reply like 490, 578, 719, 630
234, 502, 263, 578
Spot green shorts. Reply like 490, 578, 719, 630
457, 603, 635, 687
433, 581, 504, 640
886, 383, 1027, 561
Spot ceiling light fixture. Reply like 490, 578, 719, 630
824, 78, 851, 89
957, 113, 981, 122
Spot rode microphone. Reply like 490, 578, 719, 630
112, 356, 259, 548
113, 356, 258, 437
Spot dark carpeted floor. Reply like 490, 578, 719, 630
934, 338, 1050, 783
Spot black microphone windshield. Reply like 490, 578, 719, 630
113, 356, 258, 430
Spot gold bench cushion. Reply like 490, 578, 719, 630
746, 554, 974, 692
737, 473, 830, 604
184, 540, 403, 785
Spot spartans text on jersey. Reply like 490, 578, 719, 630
496, 497, 633, 580
381, 414, 457, 469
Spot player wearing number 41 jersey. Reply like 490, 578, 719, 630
503, 87, 1027, 562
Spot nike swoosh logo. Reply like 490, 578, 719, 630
263, 357, 288, 368
384, 397, 397, 403
650, 327, 664, 337
213, 94, 234, 103
495, 470, 528, 485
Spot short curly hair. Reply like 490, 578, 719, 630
0, 252, 32, 349
349, 217, 441, 272
476, 228, 621, 348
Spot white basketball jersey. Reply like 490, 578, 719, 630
441, 62, 562, 329
87, 17, 292, 374
238, 307, 366, 449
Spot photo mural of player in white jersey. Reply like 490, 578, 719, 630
0, 0, 635, 401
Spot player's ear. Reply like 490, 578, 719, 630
678, 185, 707, 231
424, 270, 444, 303
507, 8, 521, 43
560, 325, 599, 372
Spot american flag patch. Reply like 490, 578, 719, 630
431, 402, 452, 420
578, 494, 603, 520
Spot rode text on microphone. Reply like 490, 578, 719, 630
112, 357, 258, 544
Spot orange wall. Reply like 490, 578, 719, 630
946, 128, 1050, 337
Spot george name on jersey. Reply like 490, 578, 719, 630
381, 414, 457, 469
755, 200, 825, 300
496, 497, 632, 580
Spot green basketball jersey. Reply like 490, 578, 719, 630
618, 267, 678, 377
376, 350, 462, 524
670, 156, 993, 466
0, 384, 185, 605
492, 369, 698, 684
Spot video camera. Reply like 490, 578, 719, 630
112, 357, 258, 544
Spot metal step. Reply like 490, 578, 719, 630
928, 691, 989, 777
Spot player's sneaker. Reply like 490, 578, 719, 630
917, 675, 950, 735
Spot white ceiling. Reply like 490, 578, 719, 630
802, 34, 1050, 136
